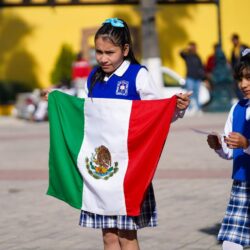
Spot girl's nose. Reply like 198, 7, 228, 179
99, 55, 108, 64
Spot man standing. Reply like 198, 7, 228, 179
230, 34, 248, 99
231, 34, 248, 69
180, 42, 205, 115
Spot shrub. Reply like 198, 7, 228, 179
0, 81, 32, 105
50, 44, 75, 87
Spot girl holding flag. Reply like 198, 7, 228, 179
77, 18, 191, 250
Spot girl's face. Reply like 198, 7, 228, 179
238, 68, 250, 99
95, 37, 129, 75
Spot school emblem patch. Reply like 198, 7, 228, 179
116, 80, 129, 96
85, 145, 119, 180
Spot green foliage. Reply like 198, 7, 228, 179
0, 12, 40, 104
50, 44, 75, 86
0, 81, 33, 104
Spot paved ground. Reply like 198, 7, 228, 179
0, 112, 245, 250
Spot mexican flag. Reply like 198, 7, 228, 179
47, 90, 176, 216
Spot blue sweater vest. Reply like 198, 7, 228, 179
232, 99, 250, 181
87, 64, 144, 100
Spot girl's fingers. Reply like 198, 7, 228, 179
176, 91, 193, 100
176, 91, 192, 110
225, 133, 247, 148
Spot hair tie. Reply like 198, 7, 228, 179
103, 18, 124, 28
242, 48, 250, 58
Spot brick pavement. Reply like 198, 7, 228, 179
0, 114, 246, 250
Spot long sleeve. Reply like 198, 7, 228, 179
215, 104, 235, 159
135, 67, 162, 100
216, 102, 250, 158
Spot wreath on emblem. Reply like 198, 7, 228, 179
85, 145, 119, 180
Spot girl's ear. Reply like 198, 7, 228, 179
123, 44, 129, 57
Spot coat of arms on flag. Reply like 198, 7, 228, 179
85, 145, 119, 180
47, 90, 176, 216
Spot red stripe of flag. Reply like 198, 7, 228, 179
124, 96, 177, 216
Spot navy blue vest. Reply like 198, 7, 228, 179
87, 64, 143, 100
232, 99, 250, 181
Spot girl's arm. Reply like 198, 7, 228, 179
136, 67, 162, 100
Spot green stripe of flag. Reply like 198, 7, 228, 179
47, 91, 84, 209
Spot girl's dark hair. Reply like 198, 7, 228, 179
234, 49, 250, 81
89, 18, 139, 96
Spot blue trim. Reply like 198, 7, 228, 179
232, 100, 250, 181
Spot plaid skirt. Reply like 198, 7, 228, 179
218, 180, 250, 246
79, 183, 157, 230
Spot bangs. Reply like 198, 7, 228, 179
95, 34, 121, 48
95, 24, 125, 48
237, 66, 250, 81
242, 68, 250, 78
235, 63, 250, 81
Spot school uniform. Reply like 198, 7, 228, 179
216, 99, 250, 246
79, 60, 161, 230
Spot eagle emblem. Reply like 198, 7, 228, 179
85, 145, 119, 180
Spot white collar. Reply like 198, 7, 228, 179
104, 60, 130, 81
246, 99, 250, 106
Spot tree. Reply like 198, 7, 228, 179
50, 44, 75, 86
140, 0, 163, 88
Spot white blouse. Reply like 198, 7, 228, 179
216, 99, 250, 159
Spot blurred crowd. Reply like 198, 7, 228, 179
15, 33, 249, 121
180, 33, 248, 115
15, 51, 92, 122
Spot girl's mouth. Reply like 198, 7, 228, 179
243, 90, 250, 97
102, 65, 110, 69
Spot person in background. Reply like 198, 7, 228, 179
207, 48, 250, 250
71, 51, 92, 97
204, 43, 221, 94
231, 34, 248, 69
231, 33, 248, 99
180, 42, 205, 115
210, 45, 234, 104
205, 43, 220, 84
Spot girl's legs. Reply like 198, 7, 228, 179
118, 230, 140, 250
102, 229, 140, 250
102, 229, 120, 250
222, 241, 243, 250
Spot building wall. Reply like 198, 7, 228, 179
0, 1, 249, 87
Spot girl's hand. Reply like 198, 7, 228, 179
224, 132, 249, 149
176, 91, 192, 110
207, 133, 222, 150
